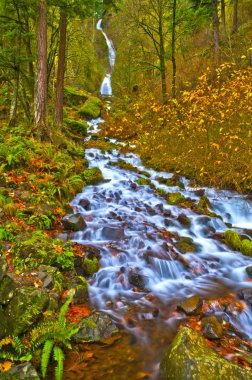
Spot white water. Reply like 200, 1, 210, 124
97, 19, 116, 96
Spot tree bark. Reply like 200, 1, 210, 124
232, 0, 238, 34
221, 0, 226, 38
34, 0, 47, 139
171, 0, 177, 99
158, 0, 168, 105
212, 0, 220, 65
9, 28, 21, 127
54, 10, 67, 128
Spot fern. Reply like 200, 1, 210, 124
41, 339, 54, 378
58, 295, 73, 326
53, 346, 64, 380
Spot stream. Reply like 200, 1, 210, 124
65, 20, 252, 379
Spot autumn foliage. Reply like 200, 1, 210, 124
103, 65, 252, 192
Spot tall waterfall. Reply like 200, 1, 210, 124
97, 19, 116, 96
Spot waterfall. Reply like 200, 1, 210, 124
97, 19, 116, 96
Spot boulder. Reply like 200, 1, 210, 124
0, 275, 17, 304
202, 316, 223, 339
0, 362, 40, 379
79, 198, 91, 210
0, 255, 8, 281
175, 237, 197, 254
0, 287, 49, 338
160, 327, 252, 380
178, 295, 202, 316
177, 213, 191, 227
74, 313, 118, 342
62, 213, 87, 231
128, 271, 146, 290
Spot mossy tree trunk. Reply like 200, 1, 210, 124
54, 9, 67, 129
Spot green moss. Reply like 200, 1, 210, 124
83, 257, 99, 275
82, 167, 103, 185
64, 118, 88, 136
156, 188, 167, 196
79, 96, 102, 119
167, 192, 186, 205
224, 230, 242, 251
64, 86, 89, 106
137, 177, 152, 186
198, 195, 211, 210
241, 239, 252, 256
176, 241, 197, 253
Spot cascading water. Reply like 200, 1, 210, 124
67, 19, 252, 380
97, 19, 116, 96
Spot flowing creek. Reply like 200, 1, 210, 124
64, 20, 252, 380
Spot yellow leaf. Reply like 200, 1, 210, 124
0, 361, 13, 373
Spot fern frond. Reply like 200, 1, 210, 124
53, 346, 64, 380
41, 340, 54, 378
58, 295, 73, 325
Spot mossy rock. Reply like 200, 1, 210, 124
82, 167, 103, 185
160, 327, 252, 380
0, 287, 49, 338
79, 96, 102, 119
74, 313, 118, 343
241, 239, 252, 256
167, 192, 186, 205
64, 118, 88, 136
176, 237, 197, 253
0, 275, 17, 305
224, 230, 242, 251
12, 231, 55, 268
137, 177, 152, 186
0, 362, 40, 379
198, 195, 211, 210
178, 295, 202, 315
64, 86, 89, 106
202, 315, 223, 339
83, 257, 99, 276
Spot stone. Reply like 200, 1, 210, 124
79, 198, 91, 210
83, 257, 99, 276
177, 213, 191, 227
102, 226, 125, 241
62, 213, 87, 231
193, 189, 205, 197
128, 271, 146, 290
0, 362, 40, 379
74, 313, 118, 342
178, 295, 202, 316
202, 315, 223, 339
0, 287, 49, 338
160, 327, 252, 380
0, 275, 17, 304
167, 192, 186, 205
246, 266, 252, 278
0, 255, 8, 281
176, 237, 197, 254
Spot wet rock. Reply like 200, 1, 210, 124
177, 213, 191, 227
102, 226, 125, 241
202, 315, 223, 339
128, 270, 146, 290
82, 244, 101, 259
167, 192, 186, 205
0, 255, 8, 281
62, 213, 87, 231
37, 266, 58, 290
176, 237, 197, 254
74, 313, 118, 342
0, 275, 17, 304
246, 266, 252, 278
0, 362, 40, 379
193, 188, 205, 197
163, 209, 172, 217
178, 295, 202, 315
0, 287, 49, 338
160, 327, 252, 380
83, 257, 99, 276
79, 198, 91, 210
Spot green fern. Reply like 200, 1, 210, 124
41, 340, 54, 378
53, 346, 64, 380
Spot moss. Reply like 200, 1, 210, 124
224, 230, 242, 251
176, 241, 197, 253
241, 239, 252, 256
139, 170, 151, 178
167, 192, 186, 205
64, 118, 88, 136
198, 195, 211, 210
82, 167, 103, 185
83, 257, 99, 276
64, 86, 89, 106
137, 177, 152, 186
156, 188, 167, 196
79, 96, 102, 119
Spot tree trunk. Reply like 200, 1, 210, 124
54, 10, 67, 128
158, 1, 168, 105
221, 0, 226, 38
212, 0, 220, 65
9, 28, 21, 127
171, 0, 177, 99
232, 0, 238, 34
34, 0, 47, 139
